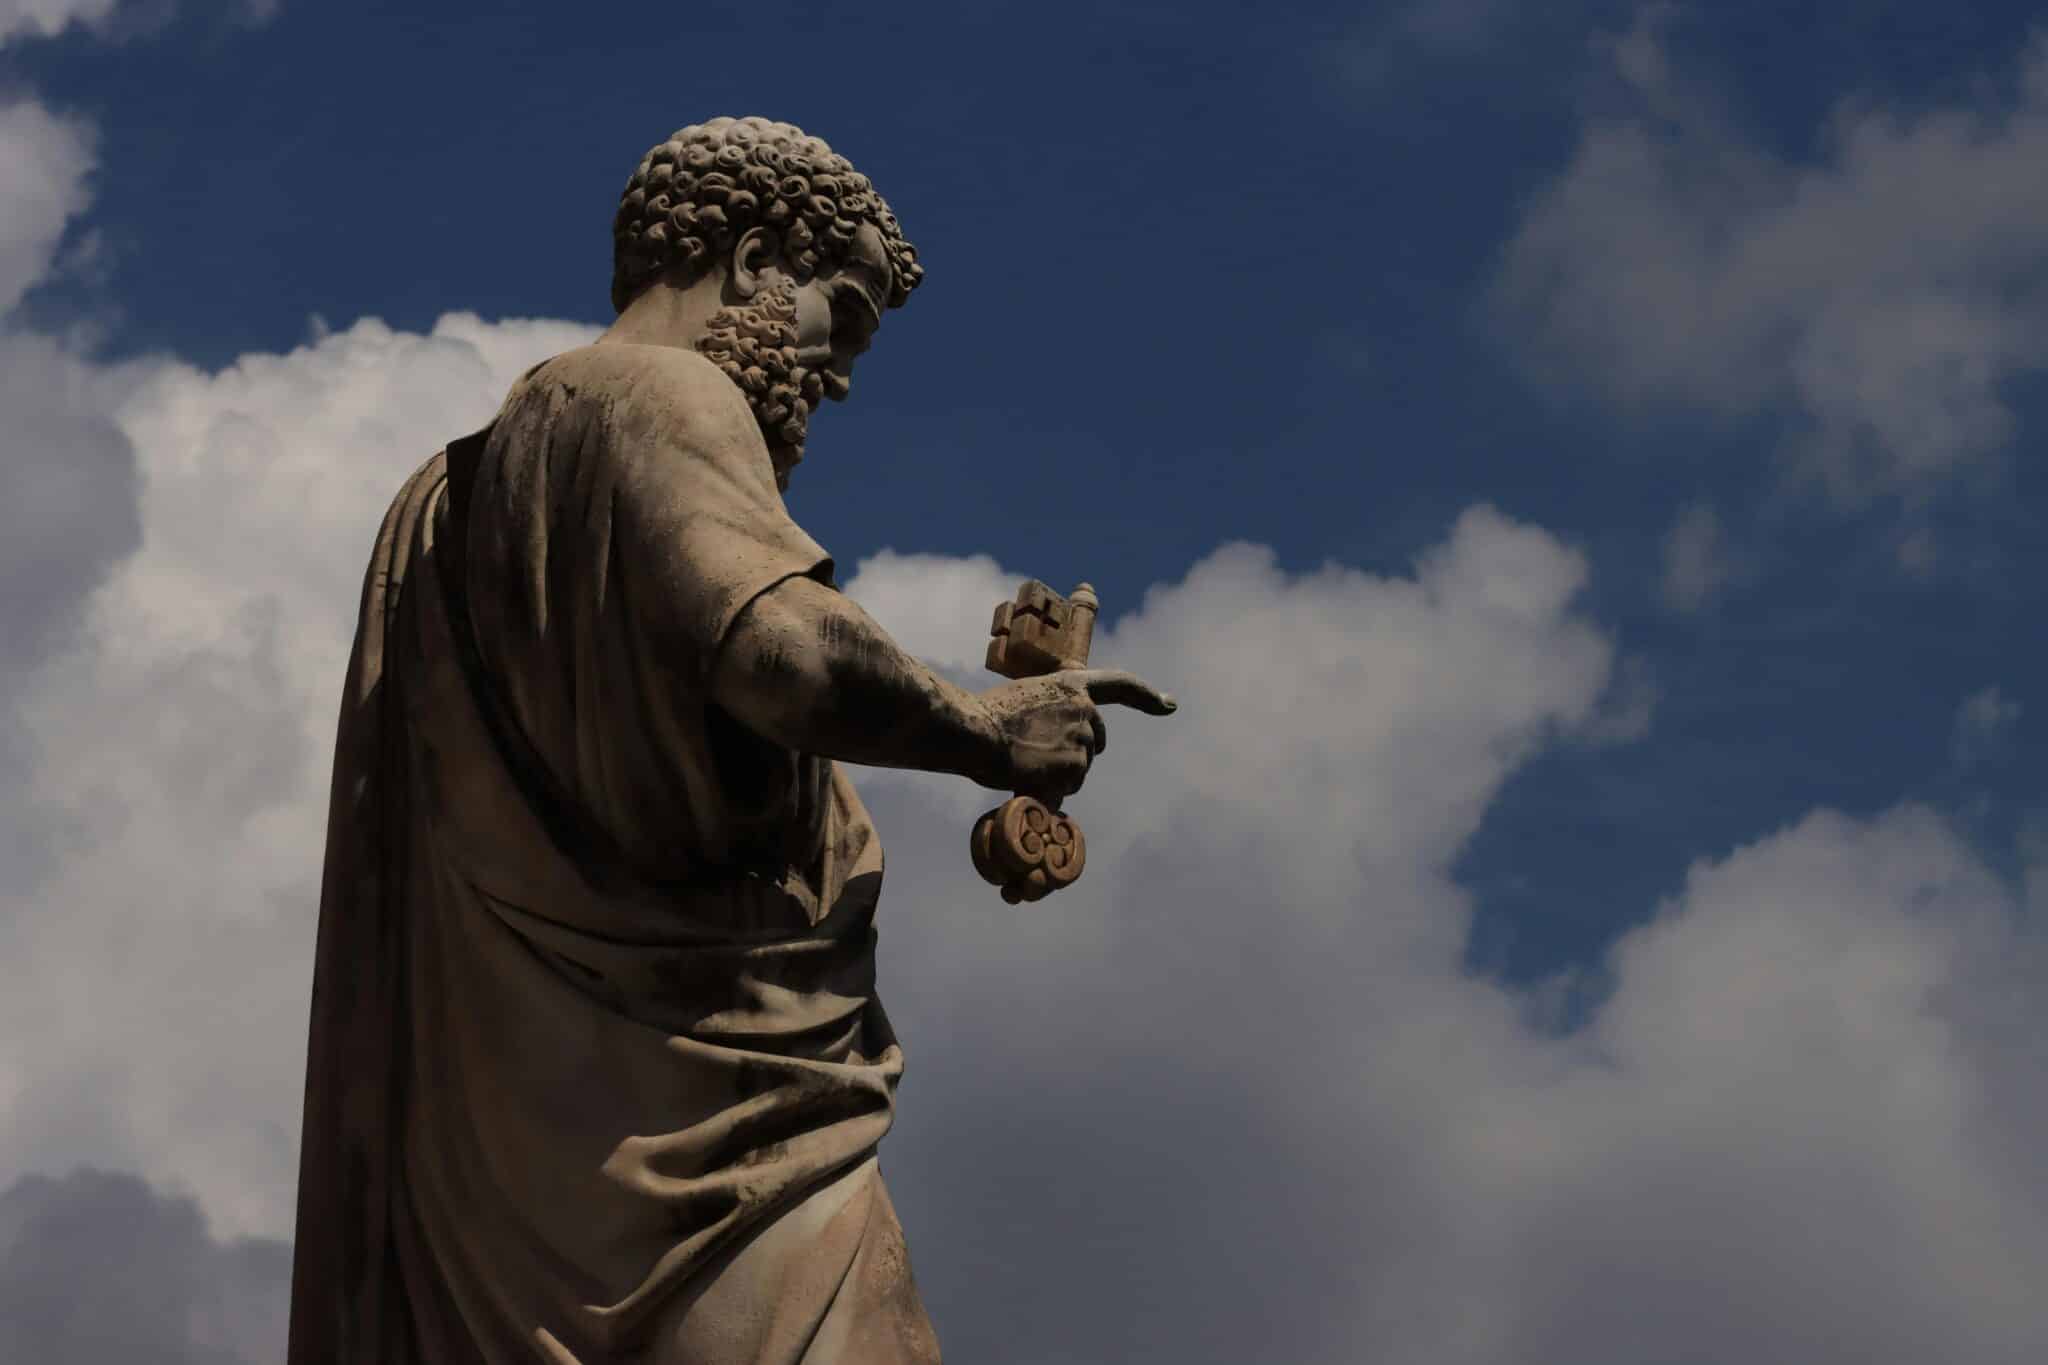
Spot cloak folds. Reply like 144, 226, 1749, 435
288, 344, 941, 1363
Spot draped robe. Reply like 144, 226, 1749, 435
287, 342, 943, 1363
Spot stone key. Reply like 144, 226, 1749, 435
984, 578, 1098, 676
971, 581, 1099, 903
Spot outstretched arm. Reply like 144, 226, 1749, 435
710, 575, 1176, 800
712, 574, 1009, 787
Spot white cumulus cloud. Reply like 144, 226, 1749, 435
1495, 10, 2048, 504
0, 97, 94, 314
844, 525, 2047, 1364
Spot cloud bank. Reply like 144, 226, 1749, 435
844, 536, 2048, 1365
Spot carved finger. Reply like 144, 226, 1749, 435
1072, 668, 1178, 716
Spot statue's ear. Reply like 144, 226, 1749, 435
729, 227, 781, 299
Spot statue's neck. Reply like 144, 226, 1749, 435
597, 280, 722, 351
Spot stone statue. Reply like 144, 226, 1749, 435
287, 116, 1176, 1364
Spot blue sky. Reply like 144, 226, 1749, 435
3, 2, 2047, 1361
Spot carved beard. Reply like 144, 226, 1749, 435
695, 278, 829, 487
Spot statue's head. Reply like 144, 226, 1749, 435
610, 117, 924, 486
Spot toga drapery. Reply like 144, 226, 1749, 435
287, 342, 943, 1363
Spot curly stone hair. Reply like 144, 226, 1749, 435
610, 116, 925, 315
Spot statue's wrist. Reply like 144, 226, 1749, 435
958, 700, 1012, 791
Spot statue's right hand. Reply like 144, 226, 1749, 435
976, 669, 1178, 801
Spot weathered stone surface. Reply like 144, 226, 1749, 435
288, 116, 1174, 1364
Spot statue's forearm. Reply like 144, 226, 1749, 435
711, 575, 1008, 787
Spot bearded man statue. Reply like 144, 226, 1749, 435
285, 117, 1175, 1364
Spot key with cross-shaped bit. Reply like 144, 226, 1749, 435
970, 580, 1099, 903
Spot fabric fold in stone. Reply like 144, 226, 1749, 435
288, 343, 941, 1363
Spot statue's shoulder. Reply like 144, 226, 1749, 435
523, 343, 745, 423
496, 343, 762, 485
508, 344, 759, 470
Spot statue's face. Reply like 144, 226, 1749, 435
785, 223, 890, 405
706, 222, 896, 490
